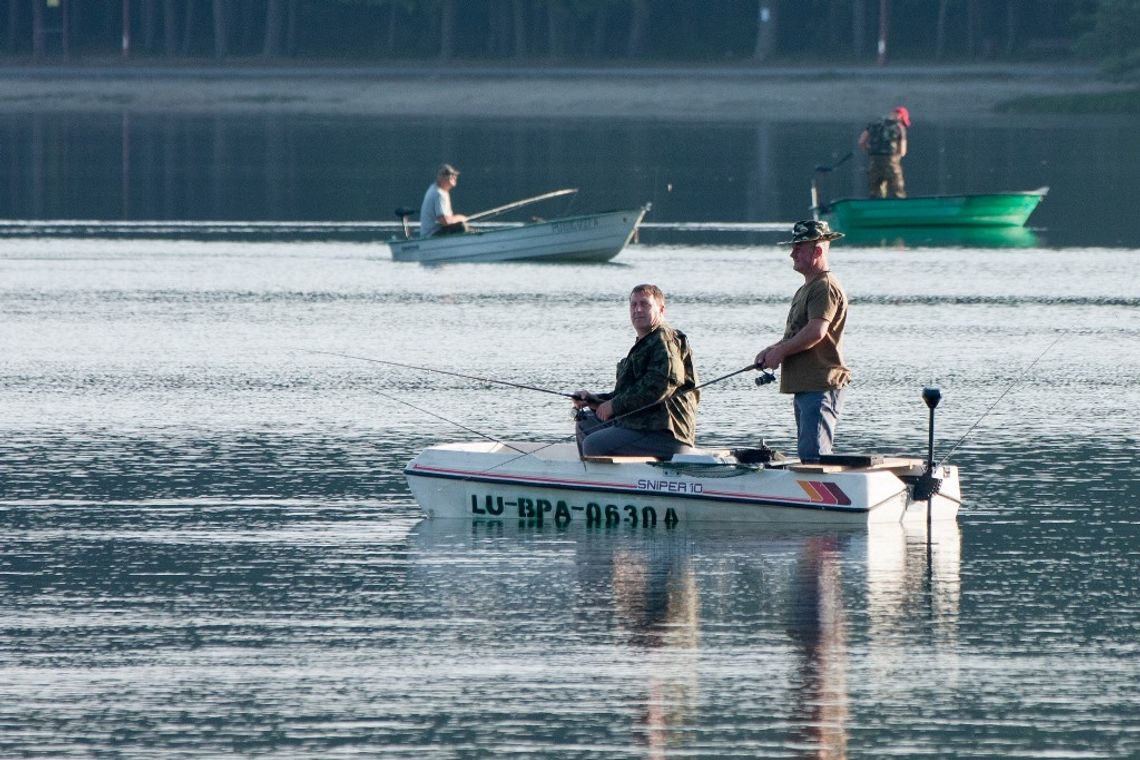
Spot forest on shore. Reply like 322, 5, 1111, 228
4, 0, 1139, 76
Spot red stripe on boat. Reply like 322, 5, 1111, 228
819, 481, 852, 506
797, 480, 828, 503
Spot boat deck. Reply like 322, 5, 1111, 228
451, 440, 929, 477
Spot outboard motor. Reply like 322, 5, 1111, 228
394, 207, 417, 239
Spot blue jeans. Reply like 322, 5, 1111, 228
793, 388, 845, 463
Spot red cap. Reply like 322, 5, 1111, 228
893, 106, 911, 127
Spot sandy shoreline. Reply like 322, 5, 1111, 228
0, 63, 1128, 122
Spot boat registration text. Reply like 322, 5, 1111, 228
552, 218, 600, 234
468, 492, 679, 527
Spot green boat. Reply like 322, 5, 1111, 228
818, 187, 1048, 229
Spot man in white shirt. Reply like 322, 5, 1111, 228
419, 163, 469, 237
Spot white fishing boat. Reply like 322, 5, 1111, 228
389, 206, 648, 264
404, 442, 960, 527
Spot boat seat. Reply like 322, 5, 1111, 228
820, 453, 884, 467
789, 455, 923, 473
686, 448, 733, 459
788, 463, 850, 473
581, 447, 736, 465
581, 455, 663, 464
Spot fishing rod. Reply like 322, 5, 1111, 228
302, 349, 576, 398
312, 347, 772, 476
815, 152, 853, 174
466, 188, 578, 222
810, 151, 853, 219
935, 334, 1063, 468
483, 363, 777, 476
574, 363, 773, 426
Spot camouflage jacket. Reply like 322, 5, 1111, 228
601, 323, 699, 445
866, 117, 906, 156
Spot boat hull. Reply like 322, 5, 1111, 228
388, 207, 647, 263
404, 442, 961, 527
822, 189, 1047, 229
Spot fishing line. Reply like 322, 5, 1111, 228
936, 333, 1063, 467
371, 387, 530, 455
302, 349, 576, 398
303, 349, 532, 453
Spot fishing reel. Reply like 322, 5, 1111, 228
570, 391, 597, 421
754, 370, 777, 386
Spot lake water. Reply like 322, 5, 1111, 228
3, 105, 1140, 756
2, 228, 1138, 756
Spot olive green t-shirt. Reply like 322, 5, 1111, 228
779, 272, 851, 394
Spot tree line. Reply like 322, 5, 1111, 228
3, 0, 1137, 72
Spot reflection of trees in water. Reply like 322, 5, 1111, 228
8, 114, 1101, 244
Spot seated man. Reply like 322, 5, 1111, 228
419, 163, 469, 237
572, 284, 699, 458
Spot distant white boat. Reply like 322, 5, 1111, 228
388, 206, 648, 264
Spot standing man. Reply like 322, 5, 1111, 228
858, 105, 909, 198
753, 220, 850, 464
573, 284, 699, 459
419, 163, 469, 237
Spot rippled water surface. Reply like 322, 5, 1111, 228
2, 239, 1138, 758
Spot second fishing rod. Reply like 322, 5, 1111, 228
571, 363, 776, 426
304, 349, 775, 411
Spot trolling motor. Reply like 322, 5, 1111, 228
913, 387, 943, 503
394, 207, 417, 239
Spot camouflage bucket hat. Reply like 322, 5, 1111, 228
779, 219, 845, 245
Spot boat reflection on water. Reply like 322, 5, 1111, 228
608, 541, 701, 757
407, 518, 960, 756
842, 225, 1040, 249
786, 533, 850, 758
785, 521, 961, 758
865, 519, 962, 646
